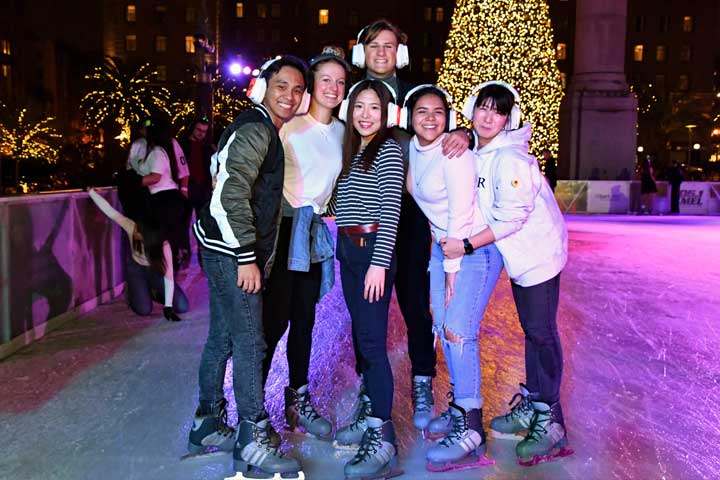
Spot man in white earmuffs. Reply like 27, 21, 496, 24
346, 18, 475, 435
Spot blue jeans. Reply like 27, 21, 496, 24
125, 258, 188, 315
337, 232, 397, 421
429, 241, 503, 409
197, 249, 266, 421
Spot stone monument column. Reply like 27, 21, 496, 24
559, 0, 637, 180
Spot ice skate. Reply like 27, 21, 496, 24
334, 393, 372, 450
344, 417, 403, 480
411, 376, 434, 434
489, 383, 536, 440
425, 390, 455, 439
426, 403, 494, 472
229, 417, 304, 479
517, 401, 574, 467
187, 398, 236, 455
285, 384, 333, 439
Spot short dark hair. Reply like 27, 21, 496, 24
361, 19, 408, 46
261, 55, 308, 87
405, 86, 451, 135
341, 79, 394, 174
474, 84, 515, 116
307, 47, 350, 93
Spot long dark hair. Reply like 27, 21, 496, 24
144, 117, 180, 186
341, 79, 393, 174
133, 218, 167, 275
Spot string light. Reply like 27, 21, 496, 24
80, 58, 170, 147
170, 79, 252, 135
0, 104, 61, 161
437, 0, 564, 158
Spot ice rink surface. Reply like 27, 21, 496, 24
1, 215, 719, 480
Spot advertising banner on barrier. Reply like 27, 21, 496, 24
679, 182, 710, 215
555, 181, 588, 213
709, 183, 720, 215
587, 181, 630, 213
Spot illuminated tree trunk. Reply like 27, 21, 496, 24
437, 0, 564, 157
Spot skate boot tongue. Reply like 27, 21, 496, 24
297, 384, 309, 395
365, 416, 383, 429
519, 384, 531, 397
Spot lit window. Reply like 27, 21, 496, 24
318, 9, 329, 25
155, 4, 167, 15
434, 58, 442, 73
257, 29, 266, 42
560, 72, 567, 89
348, 39, 357, 52
678, 74, 689, 91
186, 6, 196, 22
185, 35, 195, 53
682, 16, 693, 32
126, 34, 137, 52
1, 64, 10, 78
556, 43, 567, 60
435, 7, 444, 22
257, 4, 267, 19
236, 2, 244, 18
635, 15, 644, 33
156, 65, 167, 82
422, 58, 431, 73
680, 45, 692, 62
271, 29, 280, 42
126, 4, 136, 22
424, 7, 431, 22
155, 35, 167, 52
633, 45, 644, 62
656, 45, 666, 62
271, 3, 281, 17
1, 40, 10, 55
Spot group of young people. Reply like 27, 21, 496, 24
92, 17, 569, 480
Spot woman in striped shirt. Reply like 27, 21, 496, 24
334, 79, 404, 479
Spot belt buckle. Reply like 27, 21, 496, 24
359, 237, 366, 247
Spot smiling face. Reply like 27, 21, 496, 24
311, 61, 347, 111
263, 65, 306, 128
472, 98, 509, 147
352, 88, 383, 143
364, 29, 398, 78
411, 93, 447, 146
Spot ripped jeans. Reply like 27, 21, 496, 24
429, 241, 503, 409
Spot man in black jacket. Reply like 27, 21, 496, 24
187, 55, 307, 479
179, 118, 214, 217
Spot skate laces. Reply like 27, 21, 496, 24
216, 406, 235, 437
504, 389, 532, 421
411, 380, 433, 413
440, 407, 467, 447
523, 410, 550, 444
297, 391, 321, 423
255, 422, 284, 456
348, 397, 372, 431
353, 427, 382, 462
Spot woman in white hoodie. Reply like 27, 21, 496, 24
440, 81, 572, 467
405, 85, 502, 472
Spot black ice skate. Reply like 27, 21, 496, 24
187, 398, 236, 455
230, 417, 304, 479
285, 384, 333, 439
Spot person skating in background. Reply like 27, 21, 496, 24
541, 149, 557, 192
403, 85, 500, 473
667, 161, 684, 214
187, 56, 307, 480
261, 46, 349, 439
639, 155, 658, 214
441, 81, 572, 467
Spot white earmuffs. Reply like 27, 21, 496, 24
400, 84, 458, 131
246, 58, 281, 105
462, 81, 522, 130
351, 26, 410, 69
338, 80, 403, 128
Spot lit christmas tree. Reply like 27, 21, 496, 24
437, 0, 563, 157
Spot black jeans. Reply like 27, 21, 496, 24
262, 217, 322, 389
393, 193, 436, 378
126, 258, 189, 315
511, 273, 563, 404
338, 232, 397, 421
149, 189, 190, 269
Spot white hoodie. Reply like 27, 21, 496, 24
474, 124, 568, 287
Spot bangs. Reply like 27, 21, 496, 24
475, 84, 515, 116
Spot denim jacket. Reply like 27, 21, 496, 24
287, 205, 335, 300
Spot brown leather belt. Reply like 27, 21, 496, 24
337, 223, 379, 236
338, 223, 379, 248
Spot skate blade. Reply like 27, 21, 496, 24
490, 429, 526, 440
180, 448, 229, 461
344, 468, 404, 480
422, 430, 448, 441
225, 471, 306, 480
285, 426, 334, 441
518, 446, 574, 467
333, 440, 361, 451
426, 455, 495, 472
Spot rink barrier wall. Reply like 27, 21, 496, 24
555, 180, 720, 215
0, 188, 126, 360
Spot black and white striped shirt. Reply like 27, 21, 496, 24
336, 138, 404, 268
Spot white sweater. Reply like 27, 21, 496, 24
408, 134, 487, 273
280, 113, 344, 214
473, 124, 568, 287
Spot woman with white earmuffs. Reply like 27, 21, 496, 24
332, 79, 405, 480
439, 81, 572, 468
400, 85, 501, 473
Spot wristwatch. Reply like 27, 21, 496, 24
463, 238, 474, 255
